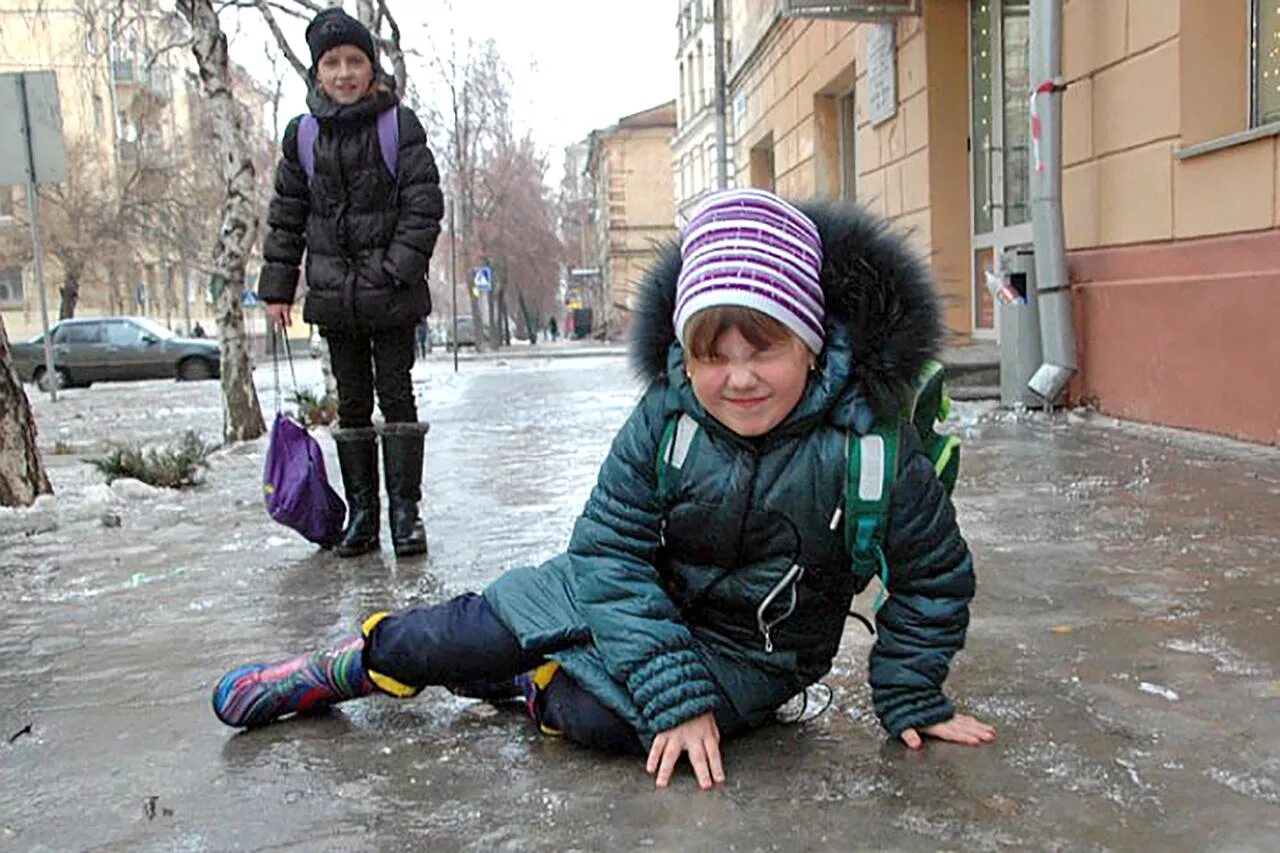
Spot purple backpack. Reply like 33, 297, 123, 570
296, 107, 400, 184
262, 332, 346, 546
264, 413, 346, 547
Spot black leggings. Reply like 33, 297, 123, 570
364, 593, 643, 755
325, 324, 418, 429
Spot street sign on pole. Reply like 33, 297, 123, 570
473, 266, 492, 293
1, 71, 68, 401
0, 71, 68, 185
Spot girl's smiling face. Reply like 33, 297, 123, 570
316, 45, 373, 104
685, 313, 814, 438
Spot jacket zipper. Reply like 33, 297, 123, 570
756, 563, 805, 654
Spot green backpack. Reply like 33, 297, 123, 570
656, 358, 960, 612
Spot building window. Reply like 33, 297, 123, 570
0, 267, 25, 306
750, 135, 776, 191
1254, 0, 1280, 125
687, 51, 696, 114
679, 62, 686, 125
838, 91, 857, 200
0, 188, 14, 218
696, 40, 705, 109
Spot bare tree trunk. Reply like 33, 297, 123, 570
179, 0, 265, 443
515, 287, 536, 346
0, 316, 52, 507
164, 265, 177, 331
107, 262, 121, 315
59, 266, 81, 320
181, 262, 193, 333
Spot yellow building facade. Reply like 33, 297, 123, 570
586, 102, 679, 337
0, 0, 244, 341
722, 0, 1279, 444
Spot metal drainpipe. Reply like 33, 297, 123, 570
713, 0, 729, 190
1027, 0, 1077, 405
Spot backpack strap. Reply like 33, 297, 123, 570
296, 115, 318, 183
844, 419, 902, 612
907, 358, 960, 495
656, 413, 700, 504
376, 106, 400, 179
294, 107, 399, 186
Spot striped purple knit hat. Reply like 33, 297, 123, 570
675, 188, 825, 354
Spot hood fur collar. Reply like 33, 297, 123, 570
627, 200, 943, 411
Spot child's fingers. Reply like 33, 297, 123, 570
900, 728, 923, 749
706, 738, 726, 784
655, 741, 681, 788
646, 736, 665, 775
953, 716, 996, 742
922, 716, 996, 746
687, 742, 712, 790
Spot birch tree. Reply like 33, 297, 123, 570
0, 317, 52, 508
176, 0, 265, 442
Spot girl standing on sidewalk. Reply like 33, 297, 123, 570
259, 8, 443, 558
217, 190, 993, 788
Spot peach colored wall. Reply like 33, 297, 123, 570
1069, 231, 1280, 445
730, 8, 972, 337
1061, 0, 1280, 445
1062, 0, 1276, 250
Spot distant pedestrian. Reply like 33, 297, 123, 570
191, 322, 207, 339
416, 318, 429, 358
212, 190, 992, 790
547, 315, 558, 341
258, 7, 443, 559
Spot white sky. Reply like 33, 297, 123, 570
222, 1, 678, 184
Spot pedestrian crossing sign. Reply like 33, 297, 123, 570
473, 266, 492, 293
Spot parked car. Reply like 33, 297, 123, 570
446, 315, 477, 351
9, 316, 221, 390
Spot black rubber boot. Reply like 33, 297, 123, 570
334, 428, 380, 557
380, 423, 430, 557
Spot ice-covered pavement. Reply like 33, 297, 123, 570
2, 354, 1278, 851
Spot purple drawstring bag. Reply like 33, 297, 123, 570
263, 413, 346, 546
261, 328, 345, 546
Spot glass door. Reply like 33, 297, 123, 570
970, 0, 1031, 337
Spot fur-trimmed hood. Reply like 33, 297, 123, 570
628, 200, 942, 422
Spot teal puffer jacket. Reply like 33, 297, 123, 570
484, 202, 974, 743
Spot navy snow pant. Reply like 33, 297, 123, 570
363, 593, 644, 755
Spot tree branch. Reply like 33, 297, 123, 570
252, 0, 309, 83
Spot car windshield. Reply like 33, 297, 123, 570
132, 318, 177, 340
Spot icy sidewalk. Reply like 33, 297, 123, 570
2, 360, 1278, 851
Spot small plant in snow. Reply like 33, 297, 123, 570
91, 431, 218, 489
291, 389, 339, 427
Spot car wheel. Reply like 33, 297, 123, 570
34, 366, 71, 392
178, 358, 215, 381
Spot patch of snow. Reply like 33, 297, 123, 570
1138, 682, 1179, 701
110, 478, 162, 500
1206, 768, 1280, 804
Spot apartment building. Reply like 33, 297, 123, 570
711, 0, 1276, 443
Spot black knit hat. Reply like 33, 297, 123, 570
305, 8, 376, 72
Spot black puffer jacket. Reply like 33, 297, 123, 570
258, 83, 443, 331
